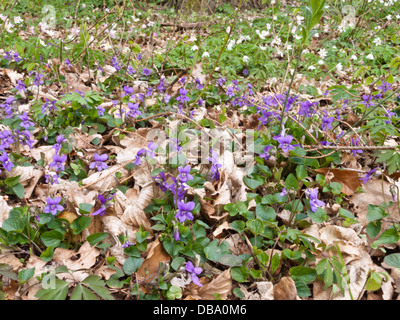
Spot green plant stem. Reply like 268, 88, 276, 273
278, 46, 303, 131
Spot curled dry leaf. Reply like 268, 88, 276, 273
319, 225, 367, 265
81, 165, 129, 191
21, 255, 47, 300
4, 166, 36, 187
52, 241, 100, 282
350, 179, 400, 226
0, 195, 12, 227
137, 238, 170, 283
313, 168, 362, 196
186, 269, 232, 300
273, 276, 298, 300
239, 281, 274, 300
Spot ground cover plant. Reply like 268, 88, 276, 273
1, 0, 400, 301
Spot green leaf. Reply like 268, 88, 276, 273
290, 266, 317, 283
365, 272, 382, 291
366, 221, 382, 238
372, 228, 400, 248
293, 278, 311, 297
79, 203, 93, 215
246, 219, 264, 235
4, 175, 21, 187
230, 220, 245, 233
308, 208, 329, 223
217, 254, 242, 267
285, 173, 299, 190
256, 204, 276, 221
82, 275, 114, 300
0, 264, 18, 280
70, 284, 99, 300
40, 230, 64, 247
18, 267, 35, 284
230, 266, 250, 282
70, 216, 91, 235
87, 232, 109, 246
204, 240, 231, 262
243, 175, 264, 190
270, 253, 280, 274
171, 257, 186, 271
35, 279, 69, 300
2, 217, 25, 233
384, 253, 400, 268
123, 257, 143, 275
12, 183, 25, 199
366, 205, 387, 222
166, 285, 182, 300
282, 249, 302, 260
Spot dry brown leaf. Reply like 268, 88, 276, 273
0, 195, 12, 227
81, 166, 129, 191
313, 168, 361, 195
4, 68, 23, 85
52, 241, 100, 282
350, 179, 400, 226
194, 269, 232, 300
22, 255, 47, 300
137, 238, 170, 283
273, 277, 298, 300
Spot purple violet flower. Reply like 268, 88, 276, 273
0, 152, 14, 172
260, 145, 273, 160
308, 188, 325, 213
142, 68, 151, 76
185, 261, 203, 287
49, 153, 67, 172
321, 115, 334, 131
134, 149, 146, 166
44, 196, 64, 215
177, 165, 193, 183
92, 194, 114, 216
89, 153, 109, 172
277, 135, 294, 153
176, 200, 195, 223
360, 167, 378, 184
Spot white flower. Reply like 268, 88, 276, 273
386, 15, 392, 20
226, 26, 231, 34
351, 55, 357, 60
108, 29, 117, 39
319, 48, 328, 59
318, 59, 324, 65
82, 4, 86, 8
14, 16, 23, 24
202, 51, 210, 58
256, 30, 269, 40
296, 15, 304, 25
243, 55, 250, 63
373, 37, 382, 46
5, 21, 13, 33
366, 53, 374, 60
259, 46, 267, 51
308, 65, 316, 70
336, 63, 343, 71
266, 23, 271, 31
191, 45, 199, 51
227, 39, 235, 51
